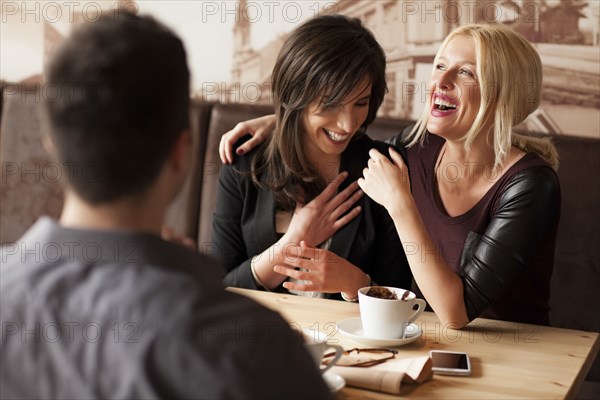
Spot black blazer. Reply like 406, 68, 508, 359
212, 134, 412, 299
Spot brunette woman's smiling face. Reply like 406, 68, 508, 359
301, 77, 371, 166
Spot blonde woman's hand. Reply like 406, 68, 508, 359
358, 147, 412, 214
219, 114, 276, 164
284, 172, 363, 248
274, 241, 370, 296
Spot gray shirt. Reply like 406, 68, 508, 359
1, 218, 331, 399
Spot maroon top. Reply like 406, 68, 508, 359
407, 133, 561, 325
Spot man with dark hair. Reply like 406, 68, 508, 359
0, 11, 331, 399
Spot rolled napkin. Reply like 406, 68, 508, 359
331, 356, 432, 394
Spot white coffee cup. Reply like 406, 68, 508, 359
302, 329, 344, 374
358, 286, 426, 340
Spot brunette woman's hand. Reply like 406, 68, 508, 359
219, 114, 276, 164
284, 172, 363, 248
274, 241, 370, 297
358, 147, 412, 215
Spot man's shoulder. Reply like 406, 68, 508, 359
190, 288, 292, 333
0, 219, 226, 315
1, 247, 331, 399
179, 290, 333, 399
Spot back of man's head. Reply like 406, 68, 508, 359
43, 11, 190, 204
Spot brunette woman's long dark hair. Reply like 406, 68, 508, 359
251, 14, 387, 211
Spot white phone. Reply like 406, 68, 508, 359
429, 350, 471, 376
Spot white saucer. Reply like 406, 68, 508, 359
323, 370, 345, 392
337, 318, 422, 347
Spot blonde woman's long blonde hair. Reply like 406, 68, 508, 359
405, 23, 558, 170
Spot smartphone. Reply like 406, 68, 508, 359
429, 350, 471, 376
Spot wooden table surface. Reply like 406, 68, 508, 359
229, 287, 599, 399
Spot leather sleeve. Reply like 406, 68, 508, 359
459, 166, 561, 321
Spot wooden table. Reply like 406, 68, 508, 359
229, 288, 599, 399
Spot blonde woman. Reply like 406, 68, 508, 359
219, 24, 560, 328
359, 24, 560, 328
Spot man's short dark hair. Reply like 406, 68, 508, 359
43, 11, 190, 203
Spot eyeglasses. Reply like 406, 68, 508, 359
323, 347, 398, 368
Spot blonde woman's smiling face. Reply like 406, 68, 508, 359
427, 35, 481, 140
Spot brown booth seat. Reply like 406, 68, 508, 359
1, 94, 598, 393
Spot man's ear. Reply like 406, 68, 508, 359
170, 129, 192, 173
